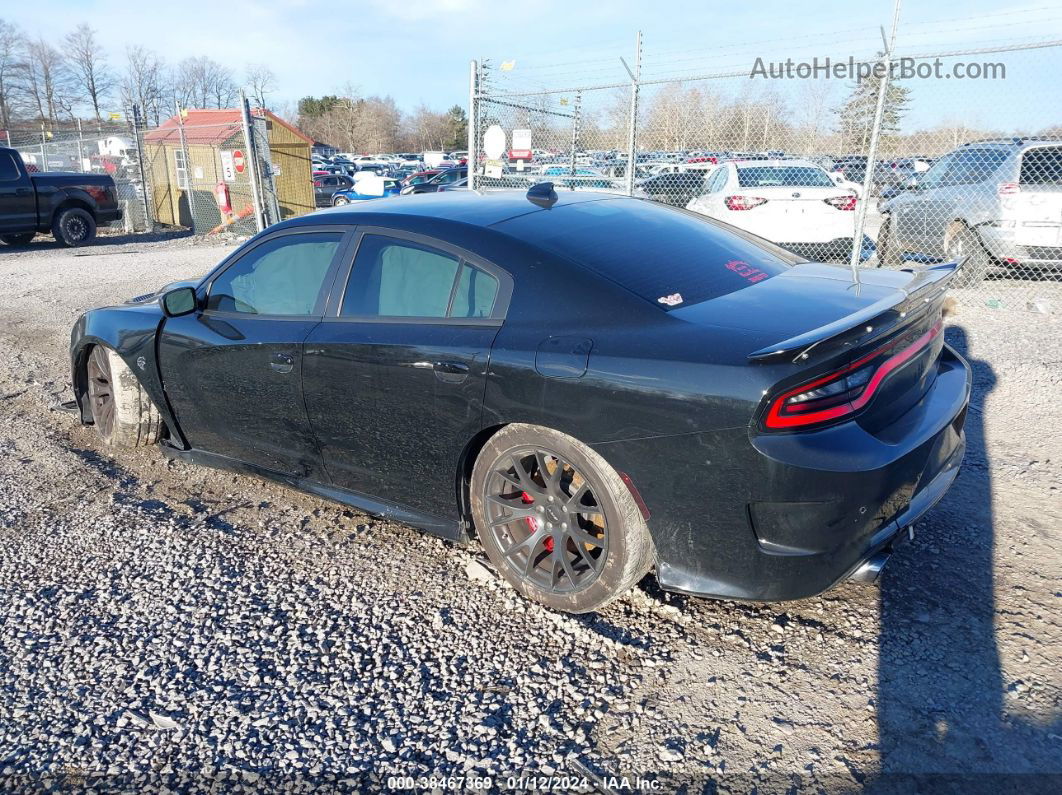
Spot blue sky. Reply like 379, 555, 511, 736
6, 0, 1061, 132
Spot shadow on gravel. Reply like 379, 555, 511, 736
876, 326, 1060, 791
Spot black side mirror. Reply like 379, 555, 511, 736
162, 286, 198, 317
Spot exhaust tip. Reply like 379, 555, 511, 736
849, 551, 891, 584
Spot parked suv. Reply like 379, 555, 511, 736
877, 138, 1062, 285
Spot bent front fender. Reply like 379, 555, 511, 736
70, 305, 189, 449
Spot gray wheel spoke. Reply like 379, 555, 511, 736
559, 549, 578, 584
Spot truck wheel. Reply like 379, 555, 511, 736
85, 345, 162, 448
0, 232, 35, 246
52, 207, 97, 247
470, 424, 654, 613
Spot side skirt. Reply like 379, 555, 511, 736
159, 443, 465, 543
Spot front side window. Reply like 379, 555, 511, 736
173, 148, 188, 190
208, 232, 342, 315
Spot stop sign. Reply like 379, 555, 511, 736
233, 150, 246, 173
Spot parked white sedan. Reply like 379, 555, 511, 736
686, 159, 860, 261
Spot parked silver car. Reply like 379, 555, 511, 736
877, 138, 1062, 285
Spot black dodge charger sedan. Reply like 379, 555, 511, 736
70, 187, 970, 613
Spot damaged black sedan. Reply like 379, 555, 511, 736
70, 188, 970, 613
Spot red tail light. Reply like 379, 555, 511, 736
824, 194, 857, 211
763, 320, 943, 430
997, 182, 1019, 195
725, 195, 768, 211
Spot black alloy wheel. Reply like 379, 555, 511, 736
482, 448, 608, 594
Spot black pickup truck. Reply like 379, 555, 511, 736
0, 146, 122, 247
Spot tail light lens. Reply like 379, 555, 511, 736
824, 194, 857, 211
997, 182, 1019, 195
725, 195, 768, 211
763, 320, 943, 430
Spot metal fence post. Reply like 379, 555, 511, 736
240, 90, 266, 233
131, 104, 154, 231
623, 31, 642, 196
175, 101, 200, 233
569, 91, 582, 176
40, 126, 48, 172
468, 60, 478, 191
850, 0, 903, 279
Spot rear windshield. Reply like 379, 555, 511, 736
737, 166, 835, 188
496, 199, 794, 310
1020, 147, 1062, 185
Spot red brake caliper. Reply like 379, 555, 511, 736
521, 491, 553, 552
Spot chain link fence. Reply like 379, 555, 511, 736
470, 34, 1062, 308
5, 98, 290, 240
5, 115, 153, 233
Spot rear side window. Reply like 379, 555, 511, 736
342, 235, 461, 318
0, 152, 21, 181
1020, 147, 1062, 185
497, 199, 794, 310
450, 264, 499, 318
942, 149, 1009, 185
737, 166, 835, 188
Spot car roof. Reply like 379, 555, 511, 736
279, 188, 626, 231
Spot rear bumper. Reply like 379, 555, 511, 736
597, 344, 971, 602
979, 225, 1062, 267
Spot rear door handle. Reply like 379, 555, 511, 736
270, 352, 294, 374
433, 360, 470, 383
15, 188, 32, 196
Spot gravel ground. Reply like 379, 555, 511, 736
0, 235, 1059, 791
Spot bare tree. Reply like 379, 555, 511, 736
65, 24, 115, 123
0, 19, 23, 129
122, 45, 166, 125
245, 63, 276, 109
20, 36, 73, 123
174, 56, 236, 109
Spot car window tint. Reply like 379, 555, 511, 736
208, 232, 341, 315
450, 264, 499, 318
497, 199, 794, 310
0, 152, 20, 181
342, 235, 460, 318
737, 167, 835, 188
1020, 147, 1062, 185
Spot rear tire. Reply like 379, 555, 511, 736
332, 196, 350, 206
470, 424, 654, 613
945, 222, 991, 287
0, 232, 35, 246
85, 346, 162, 448
876, 216, 901, 267
52, 207, 96, 247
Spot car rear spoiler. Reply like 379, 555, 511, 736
747, 261, 961, 363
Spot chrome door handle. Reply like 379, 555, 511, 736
270, 352, 294, 373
